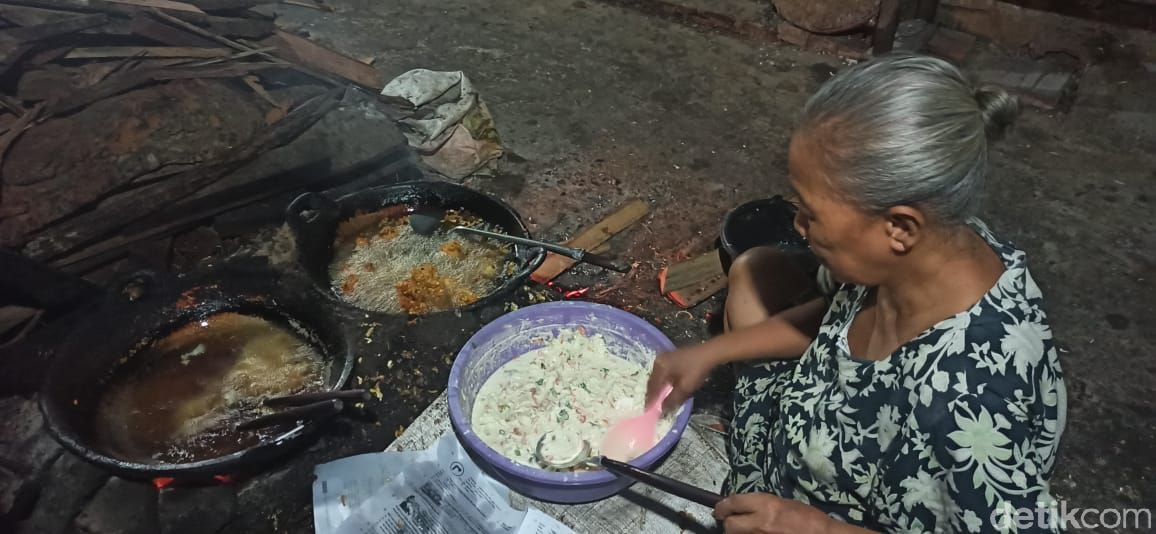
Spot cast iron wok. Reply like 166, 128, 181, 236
286, 180, 546, 315
38, 266, 356, 479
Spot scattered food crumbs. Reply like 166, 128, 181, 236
387, 360, 395, 369
394, 425, 406, 438
370, 383, 383, 401
356, 376, 363, 385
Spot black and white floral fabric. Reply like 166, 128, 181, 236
726, 221, 1067, 533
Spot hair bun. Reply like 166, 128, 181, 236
975, 86, 1019, 142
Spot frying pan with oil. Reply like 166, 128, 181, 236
285, 180, 546, 316
38, 266, 356, 479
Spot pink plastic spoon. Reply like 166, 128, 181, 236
600, 384, 674, 462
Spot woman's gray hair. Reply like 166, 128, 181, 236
798, 52, 1019, 224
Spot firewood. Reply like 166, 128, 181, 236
0, 13, 109, 46
183, 0, 261, 11
665, 273, 727, 309
259, 30, 382, 88
105, 0, 204, 14
62, 46, 232, 58
44, 62, 280, 116
659, 250, 723, 295
24, 87, 344, 261
130, 11, 219, 46
530, 199, 649, 284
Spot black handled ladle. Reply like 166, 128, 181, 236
532, 433, 722, 508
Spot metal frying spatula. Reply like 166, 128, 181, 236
449, 226, 632, 273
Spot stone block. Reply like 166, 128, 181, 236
0, 465, 39, 522
0, 396, 61, 475
74, 478, 158, 534
158, 486, 236, 534
16, 453, 108, 534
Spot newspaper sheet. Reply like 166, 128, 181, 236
313, 433, 574, 534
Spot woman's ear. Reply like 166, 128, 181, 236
884, 206, 924, 254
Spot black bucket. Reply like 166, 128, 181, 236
717, 195, 810, 272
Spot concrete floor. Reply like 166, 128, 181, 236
273, 0, 1156, 527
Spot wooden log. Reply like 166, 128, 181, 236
530, 199, 649, 284
62, 45, 232, 58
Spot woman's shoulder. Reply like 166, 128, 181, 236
903, 219, 1062, 407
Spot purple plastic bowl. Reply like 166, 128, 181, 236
447, 301, 694, 504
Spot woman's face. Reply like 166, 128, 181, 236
787, 133, 898, 286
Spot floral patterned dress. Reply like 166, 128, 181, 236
726, 221, 1067, 533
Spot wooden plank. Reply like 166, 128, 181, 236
666, 273, 726, 309
105, 0, 204, 13
130, 11, 219, 46
0, 4, 90, 26
201, 13, 272, 38
530, 198, 649, 284
0, 12, 108, 44
260, 30, 382, 88
659, 249, 723, 294
63, 46, 232, 58
183, 0, 260, 10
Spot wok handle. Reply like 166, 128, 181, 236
237, 399, 344, 432
599, 457, 723, 508
285, 192, 341, 281
580, 252, 632, 274
285, 192, 339, 233
264, 389, 370, 408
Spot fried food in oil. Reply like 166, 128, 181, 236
440, 240, 466, 259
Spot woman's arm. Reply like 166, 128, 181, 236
699, 296, 828, 366
647, 297, 827, 410
714, 493, 878, 534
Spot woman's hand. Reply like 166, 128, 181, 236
645, 344, 719, 413
714, 493, 836, 534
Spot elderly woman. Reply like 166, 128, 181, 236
647, 53, 1066, 533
